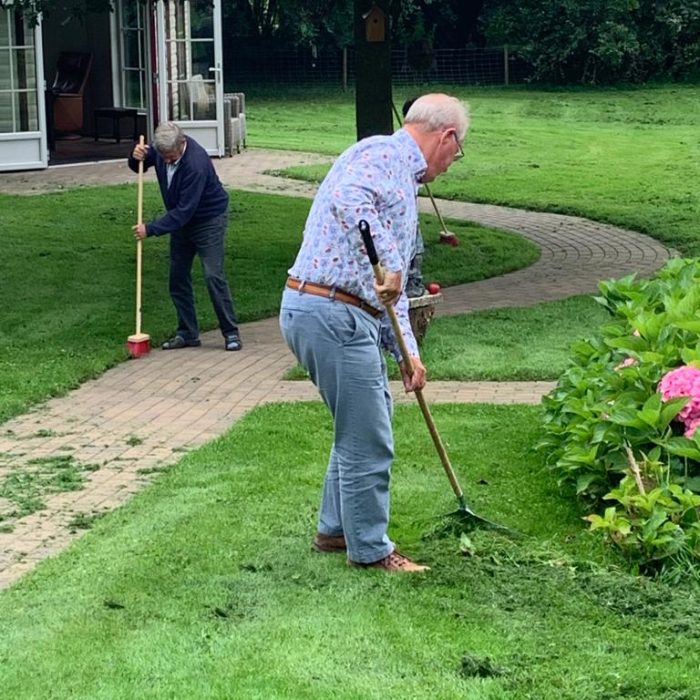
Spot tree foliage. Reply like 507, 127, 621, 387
1, 0, 111, 26
6, 0, 699, 83
481, 0, 700, 83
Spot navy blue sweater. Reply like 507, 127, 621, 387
128, 136, 229, 236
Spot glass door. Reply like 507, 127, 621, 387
0, 7, 47, 171
115, 0, 149, 110
155, 0, 224, 155
112, 0, 154, 138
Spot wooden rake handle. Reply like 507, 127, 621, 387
358, 220, 464, 501
135, 135, 145, 335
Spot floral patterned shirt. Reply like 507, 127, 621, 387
288, 128, 426, 359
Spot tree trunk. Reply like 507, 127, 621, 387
354, 0, 393, 141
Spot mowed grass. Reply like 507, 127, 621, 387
248, 84, 700, 255
288, 295, 609, 382
0, 187, 535, 424
418, 295, 610, 381
1, 403, 698, 699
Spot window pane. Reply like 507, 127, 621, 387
0, 89, 37, 132
189, 8, 213, 39
124, 70, 144, 108
13, 48, 36, 88
122, 0, 139, 28
0, 50, 10, 86
123, 29, 140, 68
191, 41, 214, 75
0, 92, 14, 131
0, 11, 10, 48
168, 82, 191, 120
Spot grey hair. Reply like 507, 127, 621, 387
153, 122, 186, 153
404, 94, 470, 142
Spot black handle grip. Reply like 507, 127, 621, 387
358, 220, 379, 265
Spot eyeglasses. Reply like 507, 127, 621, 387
452, 132, 465, 160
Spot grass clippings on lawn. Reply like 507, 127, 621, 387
0, 402, 698, 700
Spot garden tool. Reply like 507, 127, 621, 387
126, 135, 151, 359
391, 102, 459, 247
358, 219, 515, 535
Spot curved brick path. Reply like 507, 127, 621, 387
0, 148, 671, 587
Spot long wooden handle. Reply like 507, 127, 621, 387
135, 135, 145, 335
358, 220, 465, 500
425, 184, 451, 233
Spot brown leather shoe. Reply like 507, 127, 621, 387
348, 550, 430, 573
312, 532, 347, 553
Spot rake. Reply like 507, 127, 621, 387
359, 219, 515, 535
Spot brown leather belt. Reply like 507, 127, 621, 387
286, 278, 382, 319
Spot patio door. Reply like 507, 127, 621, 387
0, 7, 47, 171
155, 0, 224, 155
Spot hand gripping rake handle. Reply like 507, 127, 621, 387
135, 135, 145, 336
358, 220, 467, 508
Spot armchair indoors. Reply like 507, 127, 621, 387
51, 52, 92, 137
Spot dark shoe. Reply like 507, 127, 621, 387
225, 334, 242, 351
162, 336, 201, 350
312, 532, 346, 553
348, 549, 430, 573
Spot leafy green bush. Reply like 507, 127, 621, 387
482, 0, 700, 84
540, 258, 700, 574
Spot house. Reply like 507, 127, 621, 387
0, 0, 227, 171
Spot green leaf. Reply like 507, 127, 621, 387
638, 393, 661, 427
673, 320, 700, 333
665, 437, 700, 460
605, 336, 647, 351
576, 472, 600, 495
606, 407, 646, 428
659, 396, 690, 429
642, 508, 670, 537
684, 476, 700, 492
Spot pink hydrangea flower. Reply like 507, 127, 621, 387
658, 365, 700, 437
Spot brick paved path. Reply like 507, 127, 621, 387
0, 149, 671, 587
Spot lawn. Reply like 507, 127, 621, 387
1, 402, 698, 699
2, 85, 699, 698
248, 84, 700, 255
0, 187, 535, 424
4, 84, 696, 420
417, 295, 610, 381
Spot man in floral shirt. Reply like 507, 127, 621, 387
280, 94, 469, 572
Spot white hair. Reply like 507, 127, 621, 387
404, 94, 470, 142
153, 122, 186, 154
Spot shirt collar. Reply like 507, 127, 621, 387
169, 140, 187, 168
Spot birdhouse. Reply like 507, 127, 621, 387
363, 5, 386, 43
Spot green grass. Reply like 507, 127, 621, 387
288, 295, 609, 382
0, 187, 533, 424
0, 453, 93, 523
1, 402, 698, 699
248, 84, 700, 255
418, 295, 610, 381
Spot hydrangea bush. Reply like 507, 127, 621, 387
540, 258, 700, 576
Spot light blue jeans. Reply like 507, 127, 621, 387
280, 287, 395, 564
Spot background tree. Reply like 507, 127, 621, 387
481, 0, 700, 83
354, 0, 393, 139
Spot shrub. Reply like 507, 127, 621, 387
540, 258, 700, 575
481, 0, 700, 84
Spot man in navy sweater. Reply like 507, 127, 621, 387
129, 122, 241, 351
